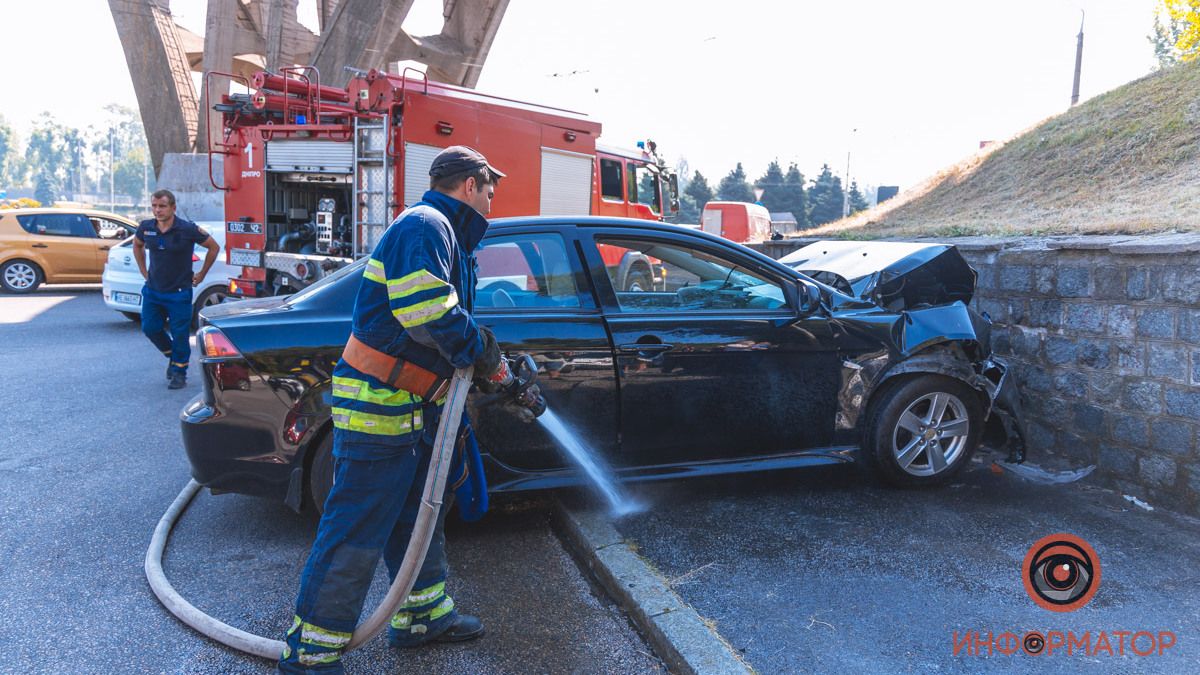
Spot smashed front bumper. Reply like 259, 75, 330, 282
977, 356, 1027, 464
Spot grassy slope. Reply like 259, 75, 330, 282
806, 59, 1200, 239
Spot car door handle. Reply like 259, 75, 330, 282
32, 243, 48, 248
618, 343, 673, 357
99, 245, 110, 251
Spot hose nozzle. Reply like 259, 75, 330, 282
479, 353, 546, 420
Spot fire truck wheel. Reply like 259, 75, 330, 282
306, 432, 334, 517
625, 267, 652, 293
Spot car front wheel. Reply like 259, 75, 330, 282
865, 375, 983, 487
1, 260, 43, 293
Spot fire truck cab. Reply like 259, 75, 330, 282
210, 68, 677, 296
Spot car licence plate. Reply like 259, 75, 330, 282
112, 291, 141, 305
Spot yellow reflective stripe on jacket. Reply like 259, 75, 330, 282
387, 269, 450, 301
331, 407, 422, 436
300, 622, 352, 649
363, 258, 386, 284
332, 376, 416, 407
393, 290, 459, 328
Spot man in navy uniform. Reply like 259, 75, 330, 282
132, 189, 220, 389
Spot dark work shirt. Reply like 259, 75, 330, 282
135, 218, 210, 292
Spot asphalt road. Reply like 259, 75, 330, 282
0, 287, 661, 674
607, 461, 1200, 673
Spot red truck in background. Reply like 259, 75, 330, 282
700, 201, 773, 244
208, 67, 677, 296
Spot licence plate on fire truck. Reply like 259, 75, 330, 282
229, 249, 264, 267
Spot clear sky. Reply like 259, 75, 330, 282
0, 0, 1160, 191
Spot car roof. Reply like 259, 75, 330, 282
489, 215, 723, 237
486, 216, 799, 276
2, 207, 139, 223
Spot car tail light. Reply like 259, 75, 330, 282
198, 326, 241, 358
283, 408, 312, 445
192, 253, 200, 262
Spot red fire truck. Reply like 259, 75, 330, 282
208, 68, 677, 296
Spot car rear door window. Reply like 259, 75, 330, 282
595, 237, 788, 313
16, 213, 97, 238
474, 233, 590, 310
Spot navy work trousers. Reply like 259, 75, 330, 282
141, 285, 192, 375
278, 435, 457, 673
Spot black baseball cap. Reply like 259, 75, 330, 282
428, 145, 506, 181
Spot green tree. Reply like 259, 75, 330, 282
90, 104, 150, 203
684, 170, 714, 211
847, 181, 869, 214
0, 115, 17, 189
675, 194, 700, 223
755, 161, 787, 212
1152, 0, 1200, 66
25, 113, 71, 189
717, 162, 755, 202
807, 164, 845, 226
35, 169, 59, 206
783, 164, 808, 229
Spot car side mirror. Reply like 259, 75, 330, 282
798, 282, 822, 314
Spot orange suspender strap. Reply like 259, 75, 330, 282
341, 335, 450, 401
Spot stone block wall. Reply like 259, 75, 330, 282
751, 234, 1200, 515
958, 235, 1200, 515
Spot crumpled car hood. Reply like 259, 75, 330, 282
780, 240, 977, 311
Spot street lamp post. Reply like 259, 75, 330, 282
842, 128, 857, 218
1071, 11, 1085, 106
109, 128, 115, 212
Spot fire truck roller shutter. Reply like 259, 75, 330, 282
539, 148, 593, 216
265, 139, 354, 173
403, 143, 445, 208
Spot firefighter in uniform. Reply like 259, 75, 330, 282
278, 147, 508, 673
132, 189, 220, 389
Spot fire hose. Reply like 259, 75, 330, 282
144, 366, 475, 660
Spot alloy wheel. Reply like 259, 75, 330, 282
890, 391, 970, 477
201, 290, 227, 308
4, 262, 37, 291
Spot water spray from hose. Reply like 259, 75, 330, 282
537, 408, 642, 517
479, 354, 641, 517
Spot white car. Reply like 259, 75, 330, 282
102, 222, 238, 328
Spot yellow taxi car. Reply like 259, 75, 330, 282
0, 208, 138, 293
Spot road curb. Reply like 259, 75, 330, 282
552, 499, 752, 675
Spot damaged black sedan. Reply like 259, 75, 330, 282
182, 217, 1024, 513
